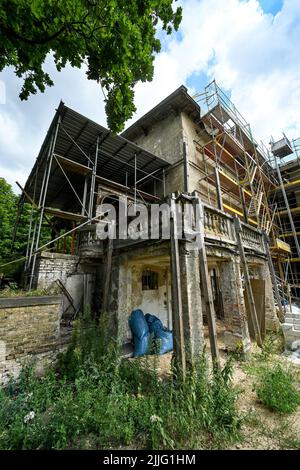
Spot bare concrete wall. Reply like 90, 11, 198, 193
133, 112, 184, 165
130, 112, 185, 197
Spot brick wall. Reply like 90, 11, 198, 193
0, 296, 64, 384
36, 252, 79, 290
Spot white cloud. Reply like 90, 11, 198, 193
131, 0, 300, 143
0, 56, 106, 192
1, 0, 300, 192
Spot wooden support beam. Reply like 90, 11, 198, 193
102, 223, 114, 313
169, 194, 186, 378
193, 194, 220, 366
234, 216, 263, 347
262, 233, 283, 318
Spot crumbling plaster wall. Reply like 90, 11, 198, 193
108, 243, 172, 344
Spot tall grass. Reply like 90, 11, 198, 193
0, 312, 242, 450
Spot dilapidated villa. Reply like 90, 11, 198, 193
1, 81, 300, 378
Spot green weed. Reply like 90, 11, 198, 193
0, 311, 242, 450
255, 364, 300, 414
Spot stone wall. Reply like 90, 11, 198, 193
0, 296, 64, 384
248, 259, 280, 332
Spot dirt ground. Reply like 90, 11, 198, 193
140, 320, 300, 450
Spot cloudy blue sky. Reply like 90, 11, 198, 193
1, 0, 299, 193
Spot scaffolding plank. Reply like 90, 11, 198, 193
44, 207, 87, 222
55, 154, 91, 176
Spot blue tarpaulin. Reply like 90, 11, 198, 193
129, 310, 173, 356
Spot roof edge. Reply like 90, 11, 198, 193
122, 85, 200, 140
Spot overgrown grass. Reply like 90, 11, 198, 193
0, 285, 48, 297
254, 364, 300, 414
0, 312, 242, 450
241, 331, 300, 415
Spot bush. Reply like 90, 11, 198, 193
0, 312, 242, 450
255, 364, 300, 414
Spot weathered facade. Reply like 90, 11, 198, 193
11, 84, 286, 368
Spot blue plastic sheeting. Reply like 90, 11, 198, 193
156, 328, 173, 355
129, 310, 173, 357
128, 309, 150, 357
145, 313, 173, 355
145, 313, 163, 334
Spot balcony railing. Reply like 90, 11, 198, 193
77, 204, 266, 257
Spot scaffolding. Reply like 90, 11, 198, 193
18, 102, 169, 289
270, 137, 300, 297
193, 79, 299, 301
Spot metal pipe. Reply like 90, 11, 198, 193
134, 153, 137, 209
25, 168, 38, 270
54, 155, 89, 216
275, 154, 300, 260
29, 116, 60, 289
81, 175, 88, 216
28, 135, 54, 272
88, 136, 99, 219
60, 124, 93, 166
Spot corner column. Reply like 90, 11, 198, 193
179, 242, 204, 361
219, 258, 251, 355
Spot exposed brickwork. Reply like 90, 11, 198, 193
36, 252, 79, 290
0, 296, 67, 384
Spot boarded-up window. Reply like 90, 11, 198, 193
142, 269, 158, 290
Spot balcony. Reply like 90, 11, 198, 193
77, 203, 266, 259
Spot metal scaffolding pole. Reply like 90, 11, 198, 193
88, 136, 99, 219
27, 134, 55, 275
134, 153, 137, 209
275, 155, 300, 260
25, 168, 38, 270
29, 117, 61, 289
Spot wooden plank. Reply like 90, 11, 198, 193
55, 154, 91, 176
234, 216, 263, 347
44, 207, 87, 222
263, 233, 283, 318
193, 195, 220, 365
169, 194, 186, 377
102, 223, 114, 313
244, 280, 265, 341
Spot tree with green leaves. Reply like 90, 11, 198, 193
0, 0, 182, 132
0, 178, 17, 266
0, 178, 51, 282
